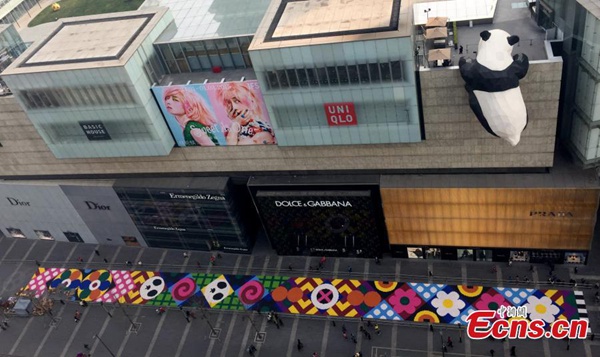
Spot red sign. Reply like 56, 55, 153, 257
324, 102, 357, 126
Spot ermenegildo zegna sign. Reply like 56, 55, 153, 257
254, 190, 381, 257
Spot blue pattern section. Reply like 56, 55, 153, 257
494, 287, 535, 306
365, 300, 403, 321
409, 283, 446, 302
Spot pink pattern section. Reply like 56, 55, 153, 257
27, 268, 65, 297
98, 270, 135, 303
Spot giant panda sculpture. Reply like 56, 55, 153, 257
458, 29, 529, 146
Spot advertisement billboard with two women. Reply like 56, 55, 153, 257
151, 80, 276, 146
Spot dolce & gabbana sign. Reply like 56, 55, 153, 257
6, 197, 30, 206
275, 200, 353, 208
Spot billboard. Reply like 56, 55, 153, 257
151, 80, 276, 147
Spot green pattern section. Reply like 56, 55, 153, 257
256, 275, 289, 290
213, 293, 245, 311
192, 273, 221, 289
146, 291, 176, 307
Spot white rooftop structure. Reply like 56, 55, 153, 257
272, 0, 397, 38
4, 8, 169, 74
413, 0, 497, 26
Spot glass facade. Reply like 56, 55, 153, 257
155, 36, 253, 74
264, 60, 404, 90
114, 183, 250, 252
0, 0, 40, 25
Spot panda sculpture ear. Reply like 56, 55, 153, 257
507, 35, 520, 46
480, 31, 491, 41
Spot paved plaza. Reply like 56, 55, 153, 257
1, 235, 600, 356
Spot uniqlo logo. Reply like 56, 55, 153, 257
324, 102, 357, 126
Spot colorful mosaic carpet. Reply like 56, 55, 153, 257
23, 267, 585, 326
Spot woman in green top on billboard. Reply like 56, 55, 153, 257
162, 86, 224, 146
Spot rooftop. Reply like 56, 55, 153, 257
251, 0, 414, 51
146, 0, 271, 43
577, 0, 600, 18
418, 0, 549, 69
3, 8, 167, 75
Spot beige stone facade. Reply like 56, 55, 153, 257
0, 61, 561, 178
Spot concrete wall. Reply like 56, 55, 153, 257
0, 61, 561, 177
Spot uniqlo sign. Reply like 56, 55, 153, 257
324, 102, 357, 126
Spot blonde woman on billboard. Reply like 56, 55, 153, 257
163, 86, 221, 146
215, 83, 276, 145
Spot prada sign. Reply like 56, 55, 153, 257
530, 211, 574, 217
6, 197, 30, 206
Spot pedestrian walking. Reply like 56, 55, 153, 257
297, 339, 303, 351
77, 257, 84, 263
79, 300, 88, 307
367, 320, 372, 327
459, 45, 463, 54
343, 331, 348, 339
508, 259, 513, 267
351, 333, 357, 343
516, 275, 520, 282
288, 264, 293, 271
428, 270, 433, 277
359, 326, 364, 333
156, 307, 166, 315
366, 332, 372, 340
429, 323, 434, 332
94, 249, 100, 256
529, 265, 534, 272
74, 310, 81, 323
183, 252, 189, 258
342, 324, 347, 333
83, 344, 90, 350
138, 261, 143, 266
196, 261, 201, 269
217, 253, 222, 259
508, 275, 512, 281
447, 336, 453, 348
375, 256, 381, 265
347, 266, 352, 274
0, 324, 5, 331
490, 349, 495, 356
210, 256, 216, 266
510, 346, 516, 356
320, 256, 327, 266
274, 319, 280, 329
277, 316, 284, 326
35, 260, 41, 267
312, 353, 319, 357
103, 258, 108, 263
574, 267, 579, 274
331, 320, 336, 327
125, 260, 132, 266
374, 323, 381, 335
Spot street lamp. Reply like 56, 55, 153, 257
440, 330, 446, 357
93, 334, 116, 357
424, 8, 432, 20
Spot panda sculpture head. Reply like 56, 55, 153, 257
477, 29, 520, 71
458, 29, 529, 146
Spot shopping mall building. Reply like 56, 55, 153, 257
0, 0, 597, 264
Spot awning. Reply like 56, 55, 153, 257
428, 48, 452, 61
426, 16, 448, 27
424, 27, 448, 39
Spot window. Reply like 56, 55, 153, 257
263, 60, 405, 90
390, 60, 403, 81
6, 227, 25, 238
337, 66, 349, 84
19, 84, 136, 109
34, 230, 54, 240
266, 70, 280, 89
380, 62, 392, 82
296, 68, 309, 87
286, 69, 299, 87
64, 232, 84, 243
317, 67, 329, 85
327, 66, 339, 85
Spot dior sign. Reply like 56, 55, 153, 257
85, 201, 110, 210
7, 197, 30, 206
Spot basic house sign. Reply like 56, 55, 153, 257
324, 102, 357, 126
